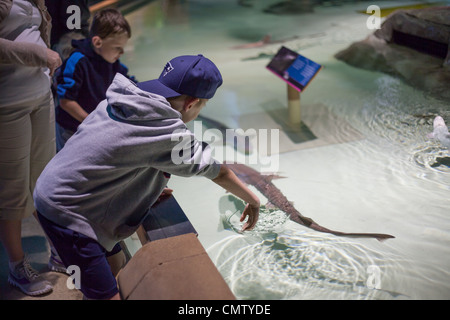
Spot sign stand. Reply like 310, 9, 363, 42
287, 84, 301, 126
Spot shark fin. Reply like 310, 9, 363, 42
265, 201, 278, 210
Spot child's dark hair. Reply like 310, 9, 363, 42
89, 8, 131, 39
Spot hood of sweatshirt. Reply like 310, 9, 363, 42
105, 73, 183, 124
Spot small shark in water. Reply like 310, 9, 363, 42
225, 162, 395, 241
428, 116, 450, 149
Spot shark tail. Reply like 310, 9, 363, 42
288, 214, 395, 241
309, 222, 395, 241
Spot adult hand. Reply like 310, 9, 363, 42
46, 48, 62, 76
240, 202, 260, 232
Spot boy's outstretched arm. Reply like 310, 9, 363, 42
212, 164, 260, 231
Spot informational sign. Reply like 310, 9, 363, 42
266, 46, 322, 92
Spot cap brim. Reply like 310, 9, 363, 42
137, 79, 181, 98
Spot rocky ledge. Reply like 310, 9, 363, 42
335, 7, 450, 101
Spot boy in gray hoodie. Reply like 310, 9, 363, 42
33, 54, 260, 300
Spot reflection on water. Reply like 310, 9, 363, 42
412, 145, 450, 173
209, 200, 414, 300
361, 76, 450, 177
363, 77, 444, 145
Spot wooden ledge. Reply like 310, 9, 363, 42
117, 233, 235, 300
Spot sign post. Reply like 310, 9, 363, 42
287, 84, 301, 126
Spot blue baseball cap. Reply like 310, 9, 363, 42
137, 54, 223, 99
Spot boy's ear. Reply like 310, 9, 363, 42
91, 36, 103, 49
183, 97, 200, 111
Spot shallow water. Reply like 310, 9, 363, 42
122, 0, 450, 299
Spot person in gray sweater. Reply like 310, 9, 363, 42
34, 54, 260, 300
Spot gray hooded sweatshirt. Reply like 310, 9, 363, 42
34, 73, 221, 251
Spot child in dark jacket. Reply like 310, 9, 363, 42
55, 8, 134, 151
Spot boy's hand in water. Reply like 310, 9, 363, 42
240, 202, 260, 232
212, 164, 260, 231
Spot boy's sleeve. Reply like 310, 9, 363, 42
56, 52, 85, 101
152, 129, 221, 180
